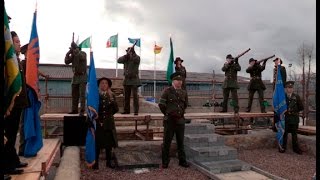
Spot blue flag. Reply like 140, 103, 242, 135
23, 88, 43, 157
128, 37, 141, 47
272, 64, 287, 151
85, 51, 99, 167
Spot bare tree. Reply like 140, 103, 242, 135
296, 43, 315, 125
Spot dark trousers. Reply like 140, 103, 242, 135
19, 109, 25, 155
247, 89, 265, 112
95, 147, 112, 166
282, 123, 300, 151
1, 107, 23, 170
162, 120, 186, 165
71, 83, 86, 112
123, 85, 139, 113
222, 88, 239, 113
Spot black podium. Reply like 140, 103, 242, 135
63, 115, 87, 146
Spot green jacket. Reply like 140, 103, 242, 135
117, 53, 141, 86
221, 61, 241, 89
246, 63, 266, 90
285, 93, 303, 125
65, 50, 87, 84
158, 86, 188, 124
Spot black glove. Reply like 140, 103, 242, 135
234, 57, 239, 63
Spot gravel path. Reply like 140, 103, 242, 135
80, 148, 316, 180
238, 148, 316, 180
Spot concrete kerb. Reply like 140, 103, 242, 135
54, 146, 80, 180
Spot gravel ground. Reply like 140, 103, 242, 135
80, 148, 316, 180
238, 148, 316, 180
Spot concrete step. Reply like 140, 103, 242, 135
184, 134, 225, 147
185, 123, 215, 134
186, 146, 238, 162
195, 159, 251, 174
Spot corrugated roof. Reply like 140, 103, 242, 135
39, 64, 250, 83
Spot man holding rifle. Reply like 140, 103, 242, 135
117, 43, 141, 115
245, 55, 274, 113
220, 48, 250, 114
65, 34, 87, 116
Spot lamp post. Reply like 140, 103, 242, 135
288, 63, 292, 80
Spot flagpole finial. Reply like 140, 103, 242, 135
35, 0, 38, 11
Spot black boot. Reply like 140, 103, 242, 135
92, 162, 99, 170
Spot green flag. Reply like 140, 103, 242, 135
106, 34, 118, 48
4, 6, 22, 115
166, 37, 175, 85
79, 37, 91, 48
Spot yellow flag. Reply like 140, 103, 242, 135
154, 44, 162, 54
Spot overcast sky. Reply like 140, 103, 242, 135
6, 0, 316, 80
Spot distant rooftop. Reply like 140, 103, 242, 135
39, 63, 251, 83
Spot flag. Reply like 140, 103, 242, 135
154, 44, 162, 54
273, 64, 287, 151
166, 37, 175, 85
85, 51, 99, 167
4, 6, 22, 116
106, 34, 118, 48
26, 10, 41, 99
128, 37, 141, 47
23, 88, 43, 157
79, 37, 91, 49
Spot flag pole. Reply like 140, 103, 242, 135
138, 39, 142, 94
154, 41, 156, 100
115, 33, 119, 77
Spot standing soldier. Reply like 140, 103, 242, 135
159, 72, 189, 168
245, 58, 267, 113
220, 54, 241, 114
65, 42, 87, 116
117, 46, 141, 115
280, 81, 303, 154
174, 57, 187, 90
272, 58, 287, 131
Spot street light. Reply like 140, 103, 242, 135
288, 63, 292, 80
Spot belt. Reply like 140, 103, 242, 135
74, 72, 85, 75
251, 77, 261, 79
286, 112, 298, 115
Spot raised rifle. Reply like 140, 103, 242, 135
127, 40, 138, 54
256, 54, 275, 64
235, 48, 251, 59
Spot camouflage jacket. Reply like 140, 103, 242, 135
221, 61, 241, 89
117, 53, 141, 86
246, 63, 266, 90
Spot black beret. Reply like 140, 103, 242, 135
226, 54, 233, 59
174, 57, 184, 64
285, 81, 294, 88
97, 77, 112, 87
170, 72, 183, 81
249, 58, 256, 63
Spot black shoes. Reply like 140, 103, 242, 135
106, 162, 116, 169
220, 110, 227, 113
16, 162, 28, 168
246, 108, 251, 112
293, 149, 302, 155
134, 112, 138, 115
92, 163, 99, 170
179, 161, 190, 168
121, 112, 130, 114
5, 168, 24, 175
68, 110, 78, 114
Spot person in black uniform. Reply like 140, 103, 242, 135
159, 72, 189, 169
92, 77, 119, 169
245, 58, 267, 113
279, 81, 304, 154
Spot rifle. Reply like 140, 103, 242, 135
127, 40, 138, 53
235, 48, 251, 59
256, 54, 275, 64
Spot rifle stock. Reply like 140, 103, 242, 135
256, 54, 275, 64
127, 40, 138, 53
235, 48, 251, 59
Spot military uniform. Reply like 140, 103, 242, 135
159, 72, 189, 168
93, 77, 119, 169
245, 58, 266, 113
117, 48, 141, 114
174, 57, 187, 90
65, 43, 87, 114
282, 81, 303, 154
221, 54, 241, 113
